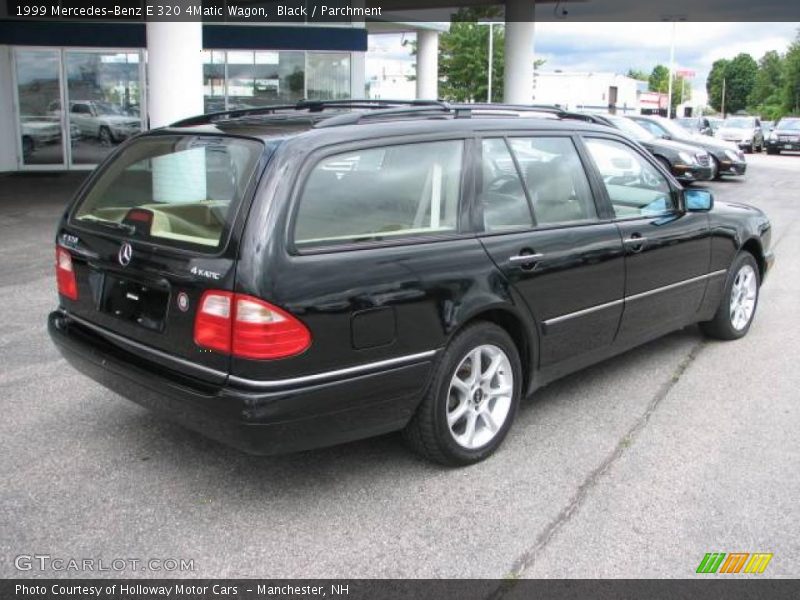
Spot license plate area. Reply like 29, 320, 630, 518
100, 274, 169, 332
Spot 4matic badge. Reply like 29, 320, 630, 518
190, 266, 221, 280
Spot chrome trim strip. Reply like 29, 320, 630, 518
64, 312, 227, 381
64, 312, 437, 391
543, 270, 727, 327
544, 298, 624, 326
625, 270, 727, 303
228, 350, 438, 391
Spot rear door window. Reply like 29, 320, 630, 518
293, 140, 464, 248
480, 138, 533, 232
507, 136, 598, 226
72, 135, 263, 252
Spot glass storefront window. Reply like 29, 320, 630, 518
65, 51, 143, 165
226, 50, 305, 107
13, 46, 353, 170
15, 49, 64, 166
203, 50, 226, 113
307, 53, 351, 100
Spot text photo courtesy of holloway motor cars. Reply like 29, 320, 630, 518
1, 0, 799, 598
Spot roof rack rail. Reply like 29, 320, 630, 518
450, 103, 568, 117
314, 105, 454, 128
170, 99, 449, 127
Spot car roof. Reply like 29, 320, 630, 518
153, 101, 622, 146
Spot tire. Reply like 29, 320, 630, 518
21, 136, 34, 159
403, 322, 522, 466
98, 126, 113, 146
700, 252, 760, 341
710, 155, 723, 180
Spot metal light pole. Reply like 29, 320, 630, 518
487, 22, 494, 103
667, 20, 676, 118
661, 16, 686, 118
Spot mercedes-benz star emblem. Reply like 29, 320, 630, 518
118, 242, 133, 267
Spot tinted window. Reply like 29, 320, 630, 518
294, 140, 463, 247
480, 138, 533, 232
73, 135, 264, 251
508, 137, 597, 226
585, 137, 675, 218
634, 119, 666, 137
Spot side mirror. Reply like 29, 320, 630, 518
685, 189, 713, 212
661, 133, 671, 140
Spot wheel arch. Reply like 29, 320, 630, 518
449, 304, 538, 396
741, 237, 766, 281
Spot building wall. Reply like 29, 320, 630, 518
533, 72, 640, 114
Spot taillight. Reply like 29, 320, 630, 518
55, 246, 78, 300
194, 291, 311, 360
194, 291, 234, 354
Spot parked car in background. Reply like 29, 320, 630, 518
708, 117, 724, 135
49, 100, 141, 145
49, 100, 773, 465
578, 113, 714, 183
765, 117, 800, 154
676, 116, 714, 136
761, 121, 775, 138
715, 116, 764, 153
20, 116, 81, 158
628, 115, 747, 179
20, 115, 61, 158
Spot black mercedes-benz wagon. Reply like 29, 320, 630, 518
49, 101, 774, 465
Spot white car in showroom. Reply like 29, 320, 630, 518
49, 100, 141, 145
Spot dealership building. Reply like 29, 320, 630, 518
0, 0, 561, 173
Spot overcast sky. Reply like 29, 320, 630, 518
368, 22, 799, 106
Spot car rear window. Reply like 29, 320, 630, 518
72, 135, 263, 252
293, 140, 464, 248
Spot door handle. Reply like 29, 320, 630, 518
623, 234, 647, 252
509, 253, 544, 263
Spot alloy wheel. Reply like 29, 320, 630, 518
729, 264, 757, 331
446, 345, 513, 450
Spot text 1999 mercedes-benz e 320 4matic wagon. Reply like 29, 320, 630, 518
49, 101, 774, 465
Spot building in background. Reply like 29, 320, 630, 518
533, 71, 641, 115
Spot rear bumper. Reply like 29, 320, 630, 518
48, 311, 434, 455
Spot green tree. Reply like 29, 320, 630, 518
783, 31, 800, 114
626, 68, 648, 81
707, 58, 729, 112
749, 50, 784, 107
417, 8, 544, 102
648, 64, 691, 112
648, 65, 670, 93
722, 53, 758, 114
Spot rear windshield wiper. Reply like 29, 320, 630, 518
78, 217, 136, 236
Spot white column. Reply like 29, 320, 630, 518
351, 52, 366, 99
503, 0, 536, 104
146, 21, 204, 128
416, 30, 439, 100
0, 46, 17, 171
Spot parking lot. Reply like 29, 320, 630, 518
1, 153, 798, 579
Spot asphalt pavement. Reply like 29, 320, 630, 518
1, 154, 798, 579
